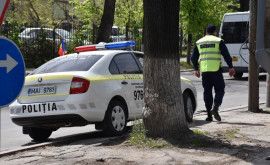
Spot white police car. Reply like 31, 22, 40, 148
9, 41, 197, 141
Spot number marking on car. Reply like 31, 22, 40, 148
134, 90, 144, 100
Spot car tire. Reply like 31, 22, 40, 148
28, 127, 52, 141
103, 100, 127, 136
183, 91, 195, 123
233, 72, 243, 79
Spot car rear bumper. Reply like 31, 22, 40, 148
9, 99, 107, 123
12, 114, 89, 127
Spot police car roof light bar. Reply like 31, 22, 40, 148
74, 45, 97, 52
74, 41, 135, 53
105, 41, 135, 49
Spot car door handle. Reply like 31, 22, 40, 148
121, 81, 128, 85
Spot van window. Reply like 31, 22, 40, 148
221, 22, 249, 44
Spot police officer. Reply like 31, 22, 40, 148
191, 24, 235, 121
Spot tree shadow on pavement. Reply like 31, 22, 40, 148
191, 119, 266, 127
162, 129, 270, 164
47, 123, 270, 164
157, 117, 270, 164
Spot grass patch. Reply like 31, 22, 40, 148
223, 129, 240, 142
264, 110, 270, 114
190, 129, 209, 147
193, 129, 207, 135
127, 120, 172, 148
180, 61, 193, 70
190, 138, 209, 147
181, 51, 187, 56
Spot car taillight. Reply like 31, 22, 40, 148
70, 77, 90, 94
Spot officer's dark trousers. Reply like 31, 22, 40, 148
202, 69, 225, 111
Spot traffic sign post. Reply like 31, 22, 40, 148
0, 0, 10, 27
0, 37, 25, 107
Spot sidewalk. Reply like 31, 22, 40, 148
1, 105, 270, 165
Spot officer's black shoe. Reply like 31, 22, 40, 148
211, 105, 221, 121
205, 110, 213, 121
205, 116, 213, 121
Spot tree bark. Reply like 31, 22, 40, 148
265, 1, 270, 107
143, 0, 189, 138
248, 0, 259, 112
126, 23, 129, 40
266, 0, 270, 49
240, 0, 249, 11
96, 0, 116, 43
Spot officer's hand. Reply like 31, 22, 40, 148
229, 68, 235, 77
194, 70, 200, 78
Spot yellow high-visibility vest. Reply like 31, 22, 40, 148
196, 35, 222, 72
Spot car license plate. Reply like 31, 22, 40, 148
232, 57, 238, 62
28, 86, 56, 96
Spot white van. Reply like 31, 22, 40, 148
219, 11, 264, 78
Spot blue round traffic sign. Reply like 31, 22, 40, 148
0, 37, 25, 107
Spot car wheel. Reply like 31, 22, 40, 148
103, 100, 127, 136
233, 72, 243, 79
28, 127, 52, 141
183, 91, 195, 123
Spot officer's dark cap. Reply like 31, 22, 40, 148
206, 24, 216, 34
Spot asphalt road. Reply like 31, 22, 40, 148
181, 72, 267, 112
0, 72, 268, 152
0, 107, 95, 152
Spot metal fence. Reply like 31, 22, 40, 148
0, 24, 143, 68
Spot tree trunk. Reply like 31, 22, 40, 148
126, 11, 130, 41
95, 0, 116, 43
179, 24, 183, 57
28, 0, 40, 26
143, 0, 189, 138
92, 23, 96, 44
248, 0, 259, 112
266, 0, 270, 49
265, 1, 270, 107
126, 23, 129, 41
240, 0, 249, 11
186, 34, 192, 65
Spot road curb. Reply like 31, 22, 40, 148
0, 141, 54, 157
0, 131, 120, 157
194, 102, 266, 116
180, 69, 194, 72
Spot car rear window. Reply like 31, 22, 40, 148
32, 55, 103, 74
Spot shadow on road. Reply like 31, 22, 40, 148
190, 119, 266, 127
227, 74, 266, 82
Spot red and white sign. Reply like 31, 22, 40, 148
0, 0, 10, 28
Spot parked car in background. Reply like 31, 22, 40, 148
19, 28, 91, 45
110, 26, 126, 42
19, 28, 71, 42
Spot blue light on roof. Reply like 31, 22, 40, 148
105, 41, 135, 49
